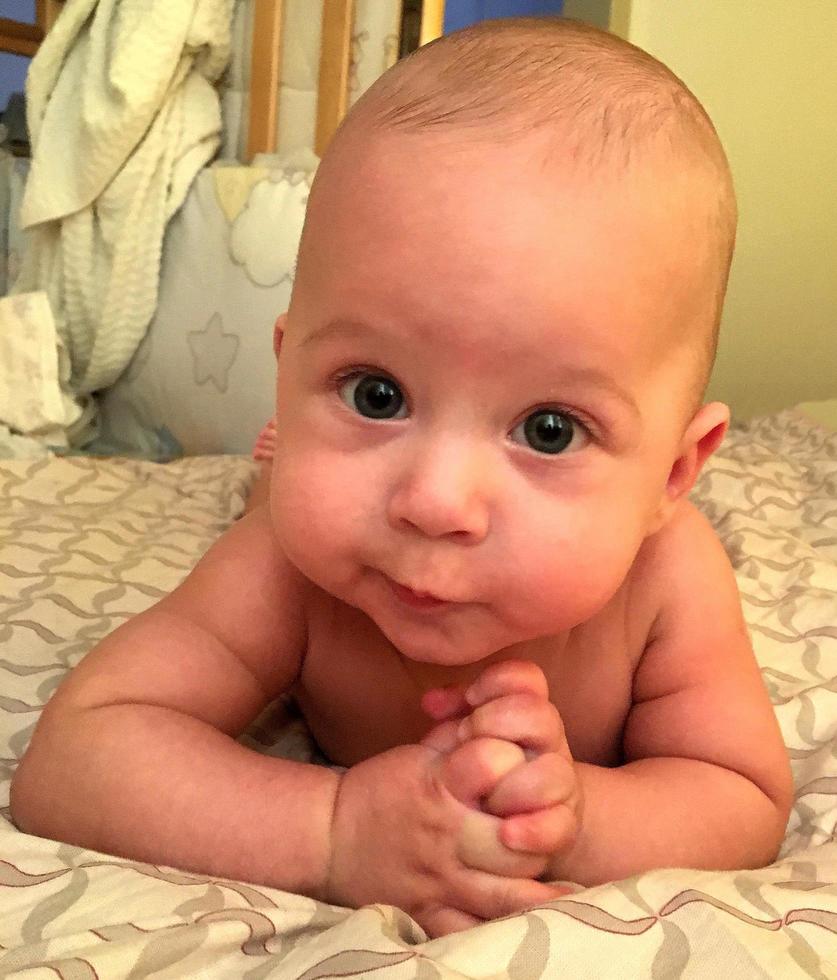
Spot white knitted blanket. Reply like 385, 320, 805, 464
6, 0, 232, 451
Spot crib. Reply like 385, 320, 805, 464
1, 2, 837, 976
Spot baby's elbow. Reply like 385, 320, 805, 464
754, 811, 789, 870
769, 759, 795, 840
9, 754, 44, 837
750, 770, 794, 869
9, 732, 67, 840
772, 795, 793, 861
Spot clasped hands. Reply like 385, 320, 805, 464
326, 660, 581, 938
422, 657, 581, 874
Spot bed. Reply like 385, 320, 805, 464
2, 409, 837, 976
2, 2, 837, 976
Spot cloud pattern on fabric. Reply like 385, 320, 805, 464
230, 170, 311, 287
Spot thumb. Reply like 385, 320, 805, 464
443, 738, 527, 808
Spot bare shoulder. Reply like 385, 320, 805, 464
45, 503, 312, 741
657, 497, 731, 570
622, 500, 792, 810
629, 498, 750, 701
161, 504, 310, 697
629, 499, 745, 650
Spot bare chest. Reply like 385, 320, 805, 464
291, 597, 643, 769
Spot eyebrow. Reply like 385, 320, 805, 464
301, 319, 641, 422
299, 319, 369, 349
550, 366, 641, 423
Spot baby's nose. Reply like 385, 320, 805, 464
386, 438, 491, 542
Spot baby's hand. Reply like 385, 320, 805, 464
325, 742, 567, 937
422, 660, 581, 863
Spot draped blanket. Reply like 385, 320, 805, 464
4, 0, 232, 452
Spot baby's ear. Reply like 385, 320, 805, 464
651, 402, 730, 532
273, 313, 288, 359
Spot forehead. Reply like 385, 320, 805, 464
294, 130, 707, 374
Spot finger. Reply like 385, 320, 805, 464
457, 809, 547, 879
419, 906, 484, 938
458, 694, 566, 755
465, 660, 549, 708
454, 871, 573, 922
420, 718, 461, 753
483, 752, 576, 816
253, 420, 278, 455
421, 685, 470, 722
499, 805, 578, 855
253, 441, 275, 462
443, 737, 527, 806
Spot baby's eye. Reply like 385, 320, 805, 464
511, 409, 587, 455
338, 372, 407, 420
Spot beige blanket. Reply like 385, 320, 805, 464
1, 410, 836, 976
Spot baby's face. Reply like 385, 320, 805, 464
270, 131, 713, 665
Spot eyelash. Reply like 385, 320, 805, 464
331, 367, 597, 443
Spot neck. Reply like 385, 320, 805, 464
396, 632, 571, 695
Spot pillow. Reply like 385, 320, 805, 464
99, 156, 316, 456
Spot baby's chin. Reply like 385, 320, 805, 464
368, 601, 520, 667
291, 552, 546, 664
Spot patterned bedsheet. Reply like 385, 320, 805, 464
1, 410, 836, 978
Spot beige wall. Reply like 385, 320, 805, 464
562, 0, 610, 31
615, 0, 837, 419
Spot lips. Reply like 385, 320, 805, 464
389, 578, 450, 609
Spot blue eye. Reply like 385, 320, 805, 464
339, 373, 407, 420
512, 410, 584, 455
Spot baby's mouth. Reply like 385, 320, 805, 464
386, 576, 451, 610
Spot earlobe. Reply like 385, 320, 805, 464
273, 313, 288, 360
652, 401, 730, 532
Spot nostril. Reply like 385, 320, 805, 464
395, 515, 487, 544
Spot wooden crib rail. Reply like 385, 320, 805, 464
314, 0, 354, 158
246, 0, 285, 162
0, 1, 63, 56
36, 0, 64, 33
246, 0, 445, 162
419, 0, 444, 45
246, 0, 357, 162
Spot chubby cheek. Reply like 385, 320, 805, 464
269, 445, 369, 590
499, 505, 646, 636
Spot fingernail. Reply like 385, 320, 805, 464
464, 686, 479, 706
457, 718, 471, 741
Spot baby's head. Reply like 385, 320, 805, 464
269, 18, 737, 665
308, 16, 736, 408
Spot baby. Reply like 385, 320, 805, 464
11, 18, 793, 938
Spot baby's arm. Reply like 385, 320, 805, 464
10, 508, 338, 897
428, 507, 793, 887
549, 507, 793, 884
11, 507, 563, 935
